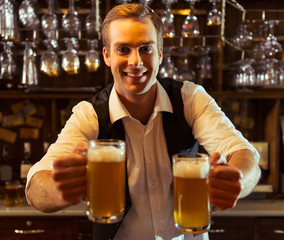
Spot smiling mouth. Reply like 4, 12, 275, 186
125, 72, 147, 78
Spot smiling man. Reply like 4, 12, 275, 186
26, 3, 260, 240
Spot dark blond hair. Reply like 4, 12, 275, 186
102, 3, 164, 51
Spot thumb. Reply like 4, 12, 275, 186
73, 141, 88, 155
210, 152, 227, 165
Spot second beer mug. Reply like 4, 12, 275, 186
173, 152, 211, 234
86, 139, 126, 223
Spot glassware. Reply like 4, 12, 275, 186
40, 39, 60, 77
62, 0, 81, 38
196, 48, 213, 85
85, 39, 101, 72
116, 0, 132, 4
177, 57, 196, 82
159, 47, 178, 80
173, 153, 211, 234
139, 0, 153, 6
277, 61, 284, 86
86, 139, 126, 223
161, 0, 177, 38
181, 0, 200, 37
18, 0, 40, 29
41, 0, 58, 43
171, 46, 195, 82
21, 41, 38, 87
85, 0, 101, 39
263, 20, 282, 57
232, 59, 256, 87
252, 21, 282, 60
62, 38, 80, 75
0, 41, 16, 80
255, 58, 278, 86
228, 22, 252, 50
207, 0, 222, 26
1, 0, 19, 41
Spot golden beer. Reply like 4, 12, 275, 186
86, 140, 125, 223
87, 160, 125, 217
4, 181, 21, 207
173, 153, 211, 234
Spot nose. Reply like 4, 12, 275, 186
128, 49, 143, 67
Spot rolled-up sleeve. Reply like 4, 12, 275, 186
181, 81, 259, 159
26, 101, 99, 186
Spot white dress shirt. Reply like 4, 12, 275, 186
27, 80, 258, 240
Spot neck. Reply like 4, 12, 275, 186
118, 84, 157, 125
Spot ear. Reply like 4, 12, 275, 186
158, 47, 163, 65
103, 47, 111, 67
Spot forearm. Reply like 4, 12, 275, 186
26, 170, 72, 213
227, 149, 261, 198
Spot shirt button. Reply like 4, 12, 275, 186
149, 184, 155, 191
153, 208, 159, 214
146, 158, 153, 164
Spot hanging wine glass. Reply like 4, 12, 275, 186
181, 0, 200, 37
207, 0, 222, 26
177, 57, 196, 82
116, 0, 132, 4
0, 41, 16, 80
18, 0, 40, 29
62, 0, 81, 38
161, 0, 177, 38
1, 0, 19, 41
139, 0, 153, 7
21, 41, 38, 87
171, 46, 196, 82
159, 47, 178, 80
41, 0, 58, 47
263, 20, 283, 57
85, 0, 101, 39
62, 38, 80, 75
85, 39, 100, 72
196, 54, 213, 86
229, 21, 253, 50
40, 39, 60, 77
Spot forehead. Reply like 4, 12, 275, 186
108, 17, 158, 47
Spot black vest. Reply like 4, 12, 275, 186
89, 78, 198, 240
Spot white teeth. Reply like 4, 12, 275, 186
127, 72, 144, 77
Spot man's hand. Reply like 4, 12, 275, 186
52, 142, 88, 205
209, 152, 243, 210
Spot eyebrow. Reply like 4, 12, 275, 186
113, 41, 156, 48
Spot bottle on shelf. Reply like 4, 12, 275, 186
20, 142, 33, 185
0, 145, 13, 182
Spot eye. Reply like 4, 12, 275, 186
140, 46, 153, 54
116, 47, 130, 54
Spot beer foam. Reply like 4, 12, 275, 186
87, 146, 124, 162
173, 161, 209, 179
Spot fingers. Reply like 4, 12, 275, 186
52, 164, 87, 181
51, 149, 88, 204
57, 185, 87, 205
211, 164, 242, 181
53, 153, 87, 169
209, 161, 243, 210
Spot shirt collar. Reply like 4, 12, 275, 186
109, 81, 173, 124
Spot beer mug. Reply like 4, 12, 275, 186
4, 180, 22, 207
172, 152, 211, 234
86, 139, 126, 223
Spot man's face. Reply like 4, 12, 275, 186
103, 17, 163, 98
